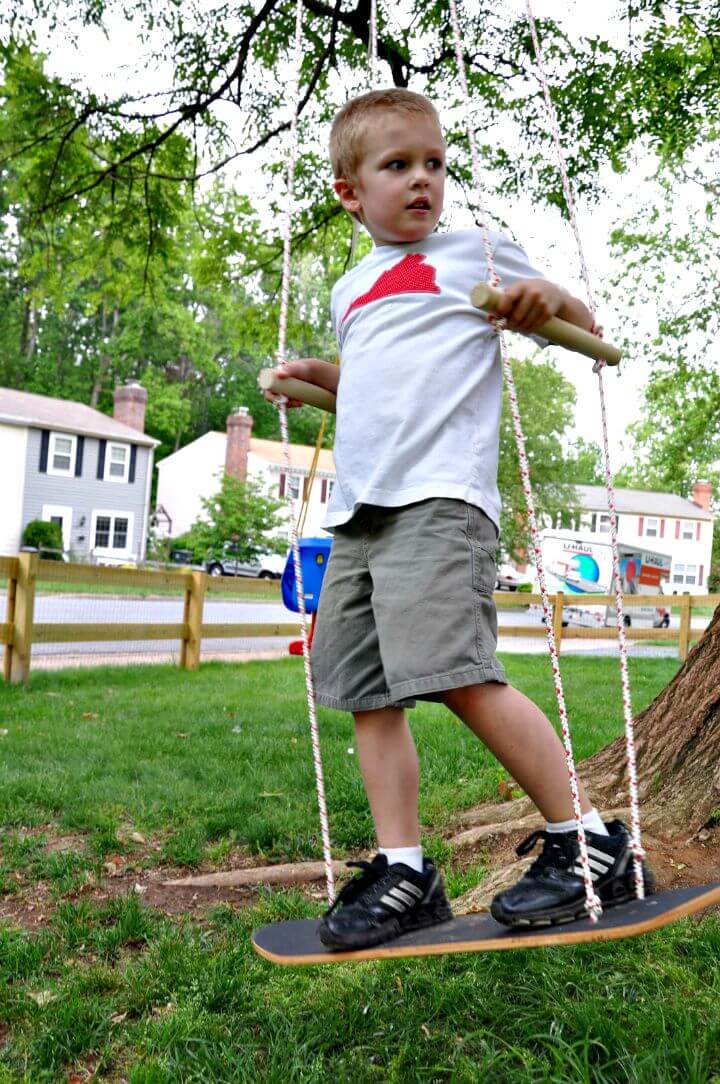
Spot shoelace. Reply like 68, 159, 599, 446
324, 857, 388, 915
516, 830, 574, 877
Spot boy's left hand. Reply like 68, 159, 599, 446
492, 279, 568, 334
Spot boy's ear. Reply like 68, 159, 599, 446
334, 177, 361, 215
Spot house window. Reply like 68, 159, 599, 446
645, 517, 659, 538
673, 563, 697, 586
591, 512, 611, 534
105, 442, 130, 482
48, 433, 77, 476
681, 521, 694, 540
112, 517, 129, 549
92, 511, 133, 554
288, 474, 301, 501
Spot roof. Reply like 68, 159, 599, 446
249, 437, 335, 475
0, 387, 159, 447
157, 431, 335, 475
574, 484, 713, 521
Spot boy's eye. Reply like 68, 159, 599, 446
385, 159, 405, 170
428, 157, 444, 170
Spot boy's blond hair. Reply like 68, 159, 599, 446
329, 88, 441, 181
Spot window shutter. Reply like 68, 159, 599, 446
675, 520, 681, 539
321, 479, 327, 503
97, 439, 106, 479
699, 564, 704, 587
279, 473, 286, 497
303, 477, 309, 500
39, 430, 50, 473
660, 518, 665, 538
638, 516, 644, 536
696, 522, 701, 541
75, 435, 84, 477
129, 445, 137, 484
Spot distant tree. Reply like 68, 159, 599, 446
498, 355, 581, 562
710, 523, 720, 595
562, 438, 605, 486
185, 474, 287, 563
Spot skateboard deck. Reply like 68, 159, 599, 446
252, 883, 720, 966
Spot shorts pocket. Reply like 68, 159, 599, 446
471, 541, 497, 594
467, 506, 498, 594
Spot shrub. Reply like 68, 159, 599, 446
22, 519, 63, 559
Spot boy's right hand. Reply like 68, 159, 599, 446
262, 359, 320, 409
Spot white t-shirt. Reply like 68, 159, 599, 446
325, 227, 546, 529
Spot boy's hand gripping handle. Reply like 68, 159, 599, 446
258, 369, 338, 413
471, 283, 622, 366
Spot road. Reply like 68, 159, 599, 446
0, 593, 709, 668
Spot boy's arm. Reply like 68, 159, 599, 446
494, 279, 594, 336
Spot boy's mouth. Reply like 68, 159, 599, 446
406, 197, 431, 211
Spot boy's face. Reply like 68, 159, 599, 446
335, 111, 445, 245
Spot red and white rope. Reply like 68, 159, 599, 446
448, 0, 602, 921
274, 0, 335, 903
524, 0, 645, 898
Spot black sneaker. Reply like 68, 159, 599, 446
490, 819, 655, 928
318, 854, 453, 950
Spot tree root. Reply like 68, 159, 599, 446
163, 860, 347, 889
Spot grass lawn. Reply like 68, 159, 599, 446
2, 656, 720, 1082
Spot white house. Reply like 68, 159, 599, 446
0, 384, 159, 563
546, 482, 714, 591
155, 407, 335, 539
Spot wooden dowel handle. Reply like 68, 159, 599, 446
470, 283, 622, 366
258, 368, 337, 414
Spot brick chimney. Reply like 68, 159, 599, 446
113, 381, 148, 432
225, 407, 253, 480
691, 481, 712, 512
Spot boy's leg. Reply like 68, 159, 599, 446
441, 682, 593, 822
318, 706, 452, 949
353, 707, 421, 847
443, 681, 655, 926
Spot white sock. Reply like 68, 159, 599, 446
378, 845, 424, 873
545, 809, 609, 837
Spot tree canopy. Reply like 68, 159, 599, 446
1, 1, 718, 533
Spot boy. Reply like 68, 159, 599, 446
267, 89, 653, 950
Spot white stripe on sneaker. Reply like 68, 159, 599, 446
587, 845, 615, 864
380, 893, 407, 913
399, 879, 423, 899
389, 886, 416, 907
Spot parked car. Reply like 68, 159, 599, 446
205, 545, 285, 579
495, 564, 531, 591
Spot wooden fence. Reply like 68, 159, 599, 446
0, 553, 716, 684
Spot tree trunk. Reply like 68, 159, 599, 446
581, 604, 720, 838
90, 303, 120, 408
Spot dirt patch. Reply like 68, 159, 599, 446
3, 821, 720, 932
0, 881, 54, 931
43, 834, 88, 855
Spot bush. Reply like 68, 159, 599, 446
22, 519, 63, 559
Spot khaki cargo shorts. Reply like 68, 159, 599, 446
311, 498, 507, 712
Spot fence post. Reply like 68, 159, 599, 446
10, 551, 38, 685
552, 591, 564, 655
181, 570, 206, 671
3, 562, 19, 683
678, 592, 692, 662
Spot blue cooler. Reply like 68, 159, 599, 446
281, 537, 332, 615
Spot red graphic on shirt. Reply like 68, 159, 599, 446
341, 253, 440, 324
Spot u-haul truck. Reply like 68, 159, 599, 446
531, 531, 672, 629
